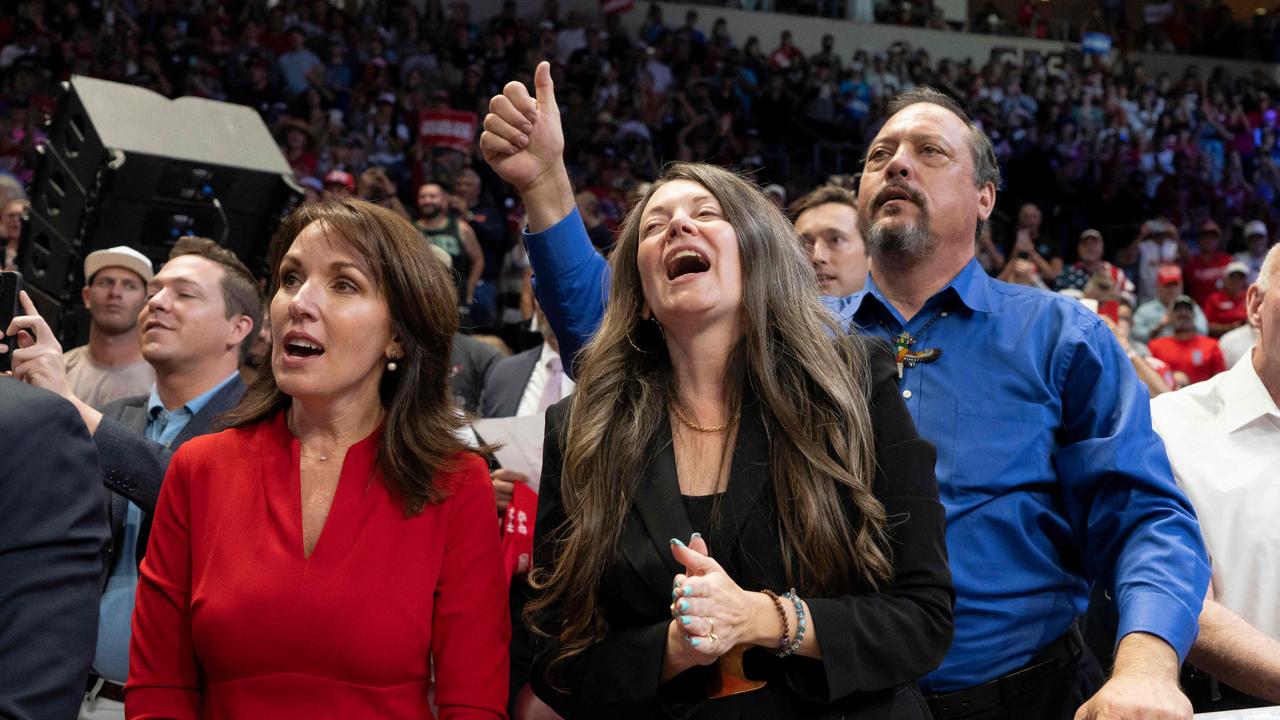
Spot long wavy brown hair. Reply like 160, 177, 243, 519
222, 198, 476, 513
528, 163, 891, 674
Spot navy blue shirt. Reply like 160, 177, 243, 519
524, 209, 1209, 692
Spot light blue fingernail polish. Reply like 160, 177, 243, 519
691, 532, 702, 541
690, 637, 701, 647
670, 538, 686, 547
683, 584, 693, 596
680, 615, 691, 625
672, 589, 679, 600
679, 600, 689, 613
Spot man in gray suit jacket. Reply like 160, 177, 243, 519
7, 237, 258, 717
476, 310, 571, 718
0, 379, 108, 720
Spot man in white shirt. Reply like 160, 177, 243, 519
63, 247, 156, 408
1151, 243, 1280, 710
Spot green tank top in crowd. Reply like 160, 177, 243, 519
417, 216, 470, 306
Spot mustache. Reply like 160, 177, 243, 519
871, 181, 926, 212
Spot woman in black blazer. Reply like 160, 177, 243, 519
526, 162, 952, 719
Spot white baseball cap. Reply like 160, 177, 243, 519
84, 246, 154, 284
1244, 219, 1268, 238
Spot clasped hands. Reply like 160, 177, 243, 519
667, 534, 767, 664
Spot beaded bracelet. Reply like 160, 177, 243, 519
780, 589, 807, 657
759, 589, 790, 656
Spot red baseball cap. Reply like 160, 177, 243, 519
323, 169, 355, 190
1156, 264, 1183, 285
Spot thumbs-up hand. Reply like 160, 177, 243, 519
481, 61, 565, 196
669, 536, 758, 658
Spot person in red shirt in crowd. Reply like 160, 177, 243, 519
1149, 295, 1227, 385
768, 30, 804, 70
1203, 261, 1250, 337
1185, 219, 1234, 306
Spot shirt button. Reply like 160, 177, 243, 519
902, 390, 913, 399
940, 311, 949, 317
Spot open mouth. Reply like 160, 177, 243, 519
876, 185, 918, 209
665, 249, 711, 280
284, 338, 325, 359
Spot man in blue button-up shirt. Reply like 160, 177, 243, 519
481, 64, 1209, 720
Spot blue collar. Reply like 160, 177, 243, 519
853, 257, 993, 325
147, 371, 240, 419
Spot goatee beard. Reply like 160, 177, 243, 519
863, 212, 936, 266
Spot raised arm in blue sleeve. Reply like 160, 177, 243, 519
523, 207, 611, 379
1054, 318, 1210, 660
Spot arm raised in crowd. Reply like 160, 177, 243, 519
6, 291, 173, 513
482, 62, 610, 376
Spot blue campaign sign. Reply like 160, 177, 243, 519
1082, 32, 1113, 55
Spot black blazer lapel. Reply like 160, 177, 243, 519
620, 415, 694, 602
714, 397, 784, 587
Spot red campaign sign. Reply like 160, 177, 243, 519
418, 109, 478, 154
600, 0, 634, 13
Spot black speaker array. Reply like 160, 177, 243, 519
18, 75, 302, 344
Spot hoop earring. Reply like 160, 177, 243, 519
626, 316, 664, 354
627, 331, 653, 354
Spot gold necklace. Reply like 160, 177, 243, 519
670, 402, 735, 433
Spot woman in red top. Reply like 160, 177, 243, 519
128, 199, 510, 719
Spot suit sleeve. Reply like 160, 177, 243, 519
126, 447, 202, 719
784, 338, 955, 703
523, 208, 610, 380
432, 456, 512, 718
527, 403, 695, 717
96, 411, 173, 514
0, 384, 109, 720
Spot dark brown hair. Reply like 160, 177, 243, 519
169, 236, 262, 361
789, 184, 857, 221
528, 163, 889, 675
222, 198, 474, 512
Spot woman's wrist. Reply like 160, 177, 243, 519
745, 590, 787, 648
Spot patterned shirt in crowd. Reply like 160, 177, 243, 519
1054, 260, 1134, 299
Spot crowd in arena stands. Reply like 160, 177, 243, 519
0, 0, 1275, 407
728, 0, 1280, 64
4, 1, 1280, 719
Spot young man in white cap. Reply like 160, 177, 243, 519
63, 246, 156, 408
1237, 220, 1271, 284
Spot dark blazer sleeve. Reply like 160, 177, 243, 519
527, 402, 676, 718
97, 381, 243, 515
96, 409, 174, 516
0, 380, 109, 720
783, 336, 954, 703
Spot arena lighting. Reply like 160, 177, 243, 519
19, 76, 302, 345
